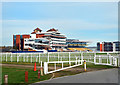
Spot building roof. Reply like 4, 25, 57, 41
34, 28, 42, 31
47, 28, 58, 32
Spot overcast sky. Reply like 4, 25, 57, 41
2, 2, 118, 46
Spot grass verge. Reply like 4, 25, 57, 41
2, 66, 52, 85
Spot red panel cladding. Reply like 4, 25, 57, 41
36, 34, 44, 38
22, 35, 30, 39
16, 35, 20, 50
100, 44, 102, 52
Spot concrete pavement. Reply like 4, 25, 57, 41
32, 68, 118, 84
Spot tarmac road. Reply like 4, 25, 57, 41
32, 68, 118, 84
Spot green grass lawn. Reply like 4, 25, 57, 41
2, 66, 52, 84
1, 61, 117, 85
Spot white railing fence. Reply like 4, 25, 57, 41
44, 60, 83, 74
0, 52, 119, 75
0, 52, 119, 64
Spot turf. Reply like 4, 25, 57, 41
1, 66, 52, 84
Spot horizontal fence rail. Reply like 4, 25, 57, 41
0, 52, 119, 63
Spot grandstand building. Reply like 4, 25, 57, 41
66, 39, 91, 51
13, 28, 67, 52
97, 41, 120, 52
13, 27, 90, 52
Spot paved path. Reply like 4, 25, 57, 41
32, 68, 118, 84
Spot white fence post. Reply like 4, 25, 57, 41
31, 53, 32, 63
58, 52, 59, 61
41, 61, 43, 76
41, 61, 42, 68
6, 53, 7, 62
94, 53, 96, 64
90, 55, 91, 60
113, 57, 115, 65
48, 53, 49, 62
61, 57, 62, 61
24, 53, 25, 62
55, 63, 56, 70
1, 53, 2, 62
17, 53, 18, 62
81, 52, 83, 65
76, 57, 77, 65
118, 57, 119, 67
99, 55, 101, 63
44, 62, 48, 74
69, 52, 71, 65
110, 56, 112, 65
36, 56, 37, 62
17, 55, 18, 62
62, 62, 63, 68
18, 55, 20, 62
39, 54, 40, 63
114, 57, 117, 66
107, 56, 108, 64
27, 56, 28, 62
11, 53, 12, 62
